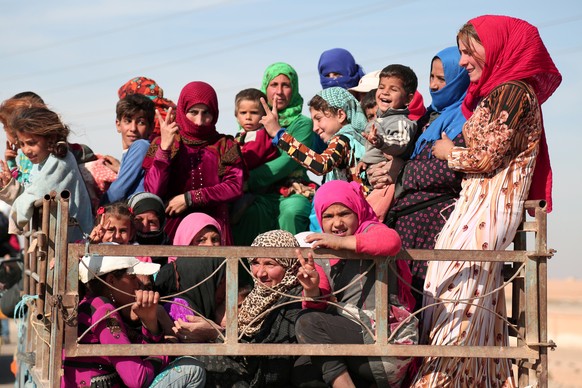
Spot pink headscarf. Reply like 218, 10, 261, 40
313, 180, 414, 311
175, 81, 220, 143
169, 212, 222, 263
461, 15, 562, 212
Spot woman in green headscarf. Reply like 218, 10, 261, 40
232, 62, 315, 245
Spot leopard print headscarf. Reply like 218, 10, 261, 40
238, 230, 300, 337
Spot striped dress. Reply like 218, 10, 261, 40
413, 81, 541, 388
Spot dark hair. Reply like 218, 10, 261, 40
11, 106, 69, 158
0, 96, 47, 139
116, 94, 155, 127
11, 91, 45, 104
85, 268, 127, 297
307, 94, 342, 117
96, 201, 135, 227
379, 64, 418, 95
235, 88, 268, 115
360, 89, 377, 111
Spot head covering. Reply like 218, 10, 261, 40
411, 47, 470, 159
348, 70, 381, 94
461, 15, 562, 212
127, 192, 167, 245
79, 255, 160, 283
316, 87, 367, 161
118, 77, 176, 140
175, 81, 220, 142
260, 62, 304, 127
169, 212, 222, 263
318, 48, 365, 90
407, 90, 427, 121
238, 230, 300, 336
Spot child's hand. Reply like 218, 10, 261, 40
88, 214, 109, 243
5, 141, 17, 162
132, 290, 160, 334
259, 97, 281, 138
296, 249, 320, 297
356, 161, 368, 175
0, 160, 12, 188
362, 123, 383, 148
305, 232, 356, 251
431, 132, 454, 161
166, 194, 187, 216
158, 108, 179, 151
102, 155, 120, 174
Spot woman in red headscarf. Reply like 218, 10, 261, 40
413, 15, 561, 387
143, 81, 244, 243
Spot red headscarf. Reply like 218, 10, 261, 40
175, 81, 220, 143
461, 15, 562, 212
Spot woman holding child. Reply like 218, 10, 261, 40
412, 16, 561, 386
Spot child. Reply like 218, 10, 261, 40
143, 81, 245, 244
360, 88, 377, 122
100, 94, 155, 204
2, 106, 92, 242
88, 202, 136, 245
292, 180, 417, 387
358, 64, 419, 221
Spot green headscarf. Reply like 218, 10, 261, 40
260, 62, 304, 127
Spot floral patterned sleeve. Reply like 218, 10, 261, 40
448, 82, 534, 174
278, 133, 351, 176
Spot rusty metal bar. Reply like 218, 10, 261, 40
224, 256, 238, 345
535, 204, 549, 388
374, 258, 389, 344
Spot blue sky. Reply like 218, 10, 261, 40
1, 0, 580, 279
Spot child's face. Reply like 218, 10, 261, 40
266, 74, 293, 111
16, 132, 50, 164
310, 107, 345, 143
321, 203, 358, 237
364, 106, 377, 122
116, 111, 152, 150
375, 76, 413, 113
236, 100, 262, 132
191, 226, 221, 247
186, 104, 214, 126
102, 215, 134, 244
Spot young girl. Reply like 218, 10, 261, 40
293, 180, 417, 388
265, 86, 367, 185
1, 106, 92, 242
143, 81, 244, 244
155, 212, 226, 343
88, 202, 136, 245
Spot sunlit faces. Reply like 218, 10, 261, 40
458, 38, 486, 83
320, 203, 359, 237
309, 107, 346, 143
364, 106, 377, 122
186, 103, 214, 126
191, 226, 221, 247
429, 58, 446, 92
16, 132, 50, 164
116, 111, 152, 150
266, 74, 293, 111
235, 99, 263, 132
134, 211, 161, 234
375, 76, 413, 113
107, 272, 141, 308
102, 215, 135, 244
250, 257, 286, 287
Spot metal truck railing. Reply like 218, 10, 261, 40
16, 190, 554, 387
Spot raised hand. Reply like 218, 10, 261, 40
259, 97, 281, 138
166, 193, 188, 216
296, 249, 320, 297
132, 290, 160, 335
88, 214, 110, 243
5, 140, 17, 162
362, 123, 383, 148
0, 160, 12, 188
158, 107, 179, 151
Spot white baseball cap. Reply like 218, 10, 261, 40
79, 255, 160, 283
348, 70, 381, 94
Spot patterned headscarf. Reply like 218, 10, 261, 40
169, 212, 222, 263
317, 87, 367, 161
461, 15, 562, 212
260, 62, 304, 127
238, 230, 300, 336
118, 76, 176, 140
411, 46, 469, 159
175, 81, 220, 142
318, 48, 365, 90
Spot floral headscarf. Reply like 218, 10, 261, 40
260, 62, 304, 127
238, 230, 300, 336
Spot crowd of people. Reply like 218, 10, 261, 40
0, 14, 561, 388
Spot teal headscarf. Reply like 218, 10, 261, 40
261, 62, 304, 127
317, 87, 367, 162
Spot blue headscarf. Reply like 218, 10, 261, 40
318, 48, 365, 90
411, 47, 470, 159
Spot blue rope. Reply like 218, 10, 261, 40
14, 294, 38, 339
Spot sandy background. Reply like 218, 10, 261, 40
1, 278, 581, 387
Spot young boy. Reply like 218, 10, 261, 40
358, 64, 418, 179
101, 94, 155, 204
360, 88, 377, 123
